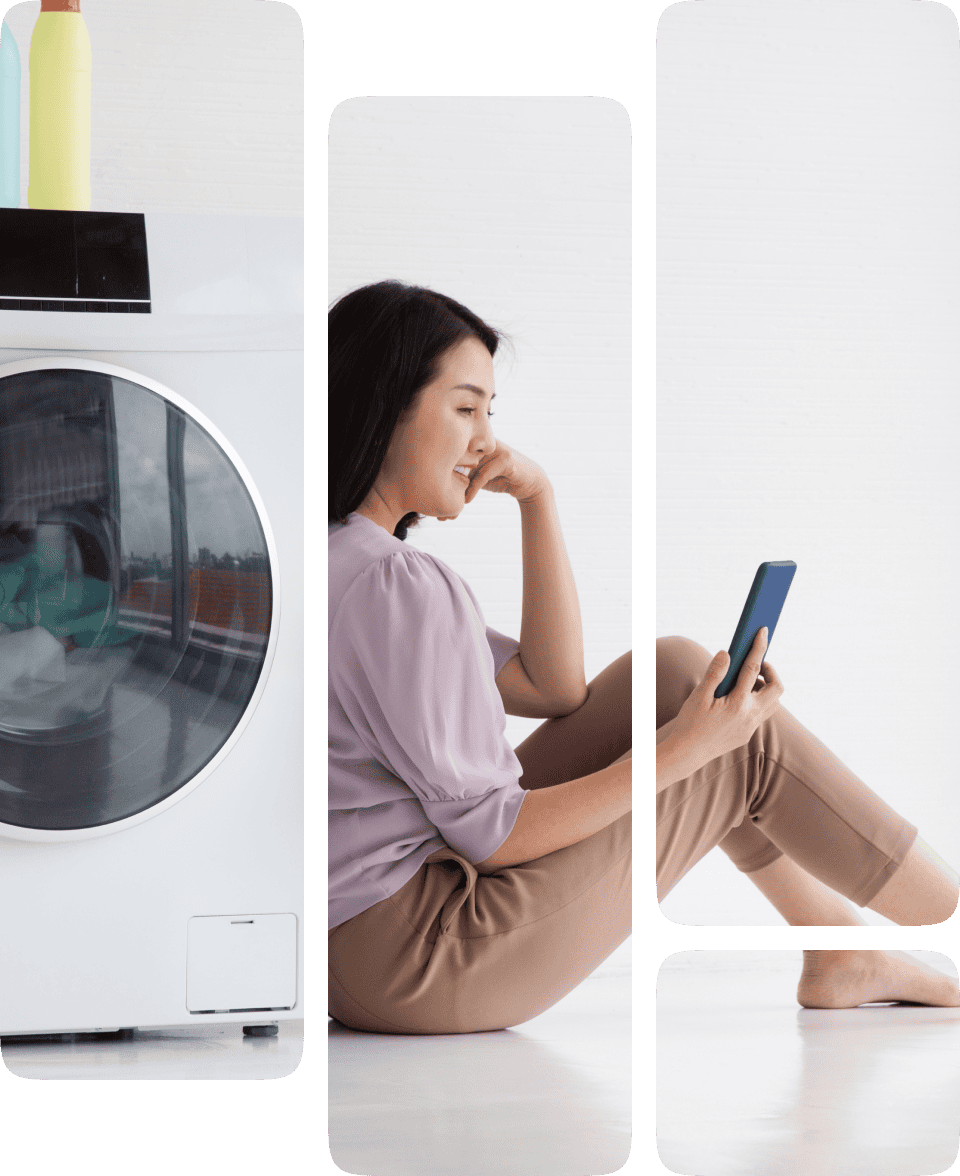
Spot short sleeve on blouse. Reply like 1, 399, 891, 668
486, 625, 520, 678
329, 548, 527, 865
453, 570, 520, 678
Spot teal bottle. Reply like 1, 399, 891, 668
0, 19, 20, 208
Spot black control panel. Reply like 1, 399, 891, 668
0, 210, 151, 313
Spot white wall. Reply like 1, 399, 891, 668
329, 97, 632, 753
658, 0, 960, 925
1, 0, 302, 215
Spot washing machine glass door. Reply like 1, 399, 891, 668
0, 366, 273, 831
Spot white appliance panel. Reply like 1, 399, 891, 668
0, 214, 303, 1039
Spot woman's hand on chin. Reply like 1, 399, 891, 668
464, 441, 550, 505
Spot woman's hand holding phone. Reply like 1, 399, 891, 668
658, 629, 784, 790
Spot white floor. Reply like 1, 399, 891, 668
1, 1019, 303, 1080
657, 951, 960, 1176
328, 962, 631, 1176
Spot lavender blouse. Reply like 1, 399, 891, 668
328, 512, 528, 930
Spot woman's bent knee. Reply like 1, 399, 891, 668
657, 635, 711, 664
656, 635, 712, 726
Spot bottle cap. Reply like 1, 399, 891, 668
40, 0, 81, 10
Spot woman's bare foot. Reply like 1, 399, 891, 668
798, 950, 960, 1009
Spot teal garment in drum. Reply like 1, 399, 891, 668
0, 549, 134, 648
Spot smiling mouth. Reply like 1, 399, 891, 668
454, 470, 470, 483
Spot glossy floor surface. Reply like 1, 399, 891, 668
2, 1018, 303, 1080
658, 951, 960, 1176
328, 966, 631, 1176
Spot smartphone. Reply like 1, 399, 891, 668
714, 561, 797, 698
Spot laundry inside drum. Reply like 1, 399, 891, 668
0, 366, 273, 829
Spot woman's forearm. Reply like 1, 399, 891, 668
517, 486, 588, 712
476, 757, 631, 871
656, 717, 707, 793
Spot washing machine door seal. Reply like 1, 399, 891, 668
0, 356, 280, 842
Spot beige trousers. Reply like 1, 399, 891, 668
329, 651, 632, 1035
656, 636, 917, 905
328, 812, 630, 1035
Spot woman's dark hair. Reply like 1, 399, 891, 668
329, 280, 502, 541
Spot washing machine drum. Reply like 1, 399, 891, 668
0, 366, 273, 831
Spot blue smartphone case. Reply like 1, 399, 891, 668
714, 560, 797, 698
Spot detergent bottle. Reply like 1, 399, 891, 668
28, 0, 91, 210
0, 19, 20, 207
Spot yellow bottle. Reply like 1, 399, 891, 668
28, 0, 91, 210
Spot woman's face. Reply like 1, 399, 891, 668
358, 335, 497, 532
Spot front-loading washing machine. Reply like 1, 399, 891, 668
0, 210, 303, 1038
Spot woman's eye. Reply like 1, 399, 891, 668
459, 408, 495, 418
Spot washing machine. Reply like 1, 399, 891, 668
0, 209, 303, 1039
